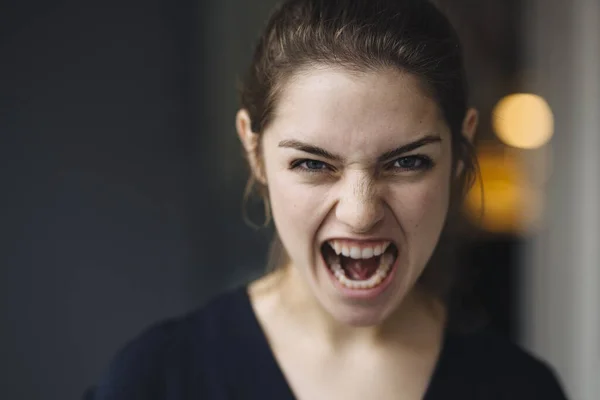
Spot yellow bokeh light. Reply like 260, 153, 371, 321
465, 148, 542, 234
492, 93, 554, 149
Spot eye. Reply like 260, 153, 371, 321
291, 159, 331, 172
390, 155, 433, 171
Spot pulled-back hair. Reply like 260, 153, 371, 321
239, 0, 478, 308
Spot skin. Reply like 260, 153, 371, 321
237, 66, 477, 399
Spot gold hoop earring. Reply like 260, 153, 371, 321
261, 192, 272, 228
242, 178, 271, 229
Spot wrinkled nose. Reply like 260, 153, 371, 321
335, 173, 384, 233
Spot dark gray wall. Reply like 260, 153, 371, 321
0, 1, 276, 398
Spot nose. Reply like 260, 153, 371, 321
335, 173, 384, 233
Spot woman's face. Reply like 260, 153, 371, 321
240, 67, 457, 326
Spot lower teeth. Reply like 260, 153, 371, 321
330, 253, 394, 290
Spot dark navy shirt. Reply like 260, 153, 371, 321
87, 287, 568, 399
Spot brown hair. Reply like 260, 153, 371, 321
238, 0, 478, 305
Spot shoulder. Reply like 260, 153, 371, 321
89, 318, 182, 399
439, 329, 568, 399
88, 287, 248, 400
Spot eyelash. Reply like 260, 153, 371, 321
289, 155, 435, 174
388, 155, 434, 171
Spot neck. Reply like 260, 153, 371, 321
270, 263, 446, 350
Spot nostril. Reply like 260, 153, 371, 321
335, 199, 384, 233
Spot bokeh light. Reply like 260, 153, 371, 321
492, 93, 554, 149
465, 147, 542, 234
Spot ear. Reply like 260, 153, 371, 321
455, 107, 479, 177
236, 109, 266, 184
462, 108, 478, 144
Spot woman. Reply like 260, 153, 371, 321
90, 0, 568, 399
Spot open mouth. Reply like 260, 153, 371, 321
321, 240, 399, 290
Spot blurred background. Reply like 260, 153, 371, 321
1, 0, 598, 399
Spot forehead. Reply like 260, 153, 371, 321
266, 66, 448, 151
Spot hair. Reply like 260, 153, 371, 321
238, 0, 479, 313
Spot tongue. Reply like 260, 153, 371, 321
341, 257, 380, 280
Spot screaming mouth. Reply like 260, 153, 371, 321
321, 240, 398, 290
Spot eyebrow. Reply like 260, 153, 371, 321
278, 135, 442, 163
377, 135, 442, 162
278, 139, 343, 162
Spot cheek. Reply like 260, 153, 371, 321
390, 173, 451, 238
267, 172, 327, 245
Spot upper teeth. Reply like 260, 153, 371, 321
328, 240, 391, 259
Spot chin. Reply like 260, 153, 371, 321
316, 278, 408, 327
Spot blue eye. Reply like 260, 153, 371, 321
392, 155, 433, 171
292, 159, 329, 171
304, 160, 327, 170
